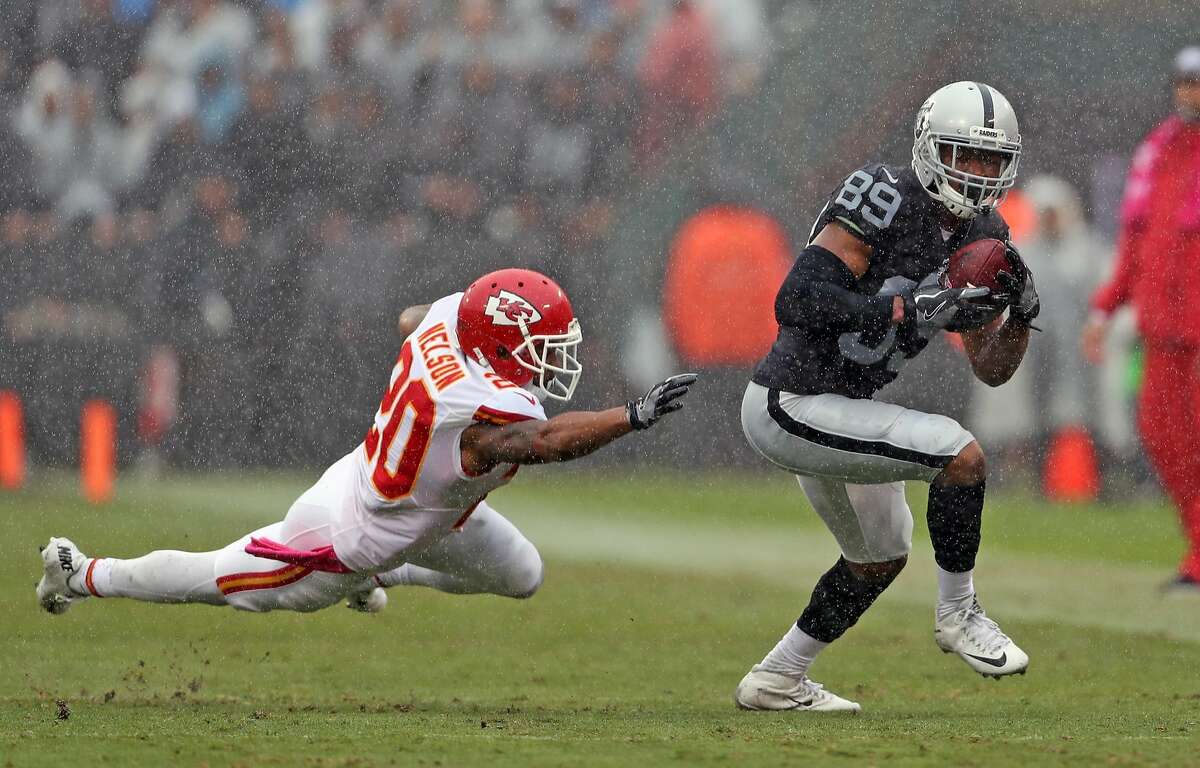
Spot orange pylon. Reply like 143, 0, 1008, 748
0, 391, 25, 490
1043, 425, 1100, 502
81, 400, 116, 504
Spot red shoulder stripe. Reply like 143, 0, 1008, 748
473, 405, 537, 425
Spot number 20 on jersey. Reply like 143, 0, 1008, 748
364, 343, 437, 500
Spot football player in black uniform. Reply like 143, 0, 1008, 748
736, 81, 1041, 712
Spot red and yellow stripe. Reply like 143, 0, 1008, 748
473, 405, 536, 426
216, 564, 311, 596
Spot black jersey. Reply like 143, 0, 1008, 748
752, 162, 1009, 399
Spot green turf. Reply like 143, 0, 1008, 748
494, 468, 1187, 567
2, 471, 1199, 767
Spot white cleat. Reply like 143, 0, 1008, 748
36, 537, 88, 615
935, 597, 1029, 679
734, 667, 862, 713
345, 586, 388, 614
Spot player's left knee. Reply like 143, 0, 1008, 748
847, 555, 907, 583
499, 543, 544, 599
938, 441, 987, 486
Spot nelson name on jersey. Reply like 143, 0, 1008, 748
753, 163, 1009, 399
416, 322, 467, 392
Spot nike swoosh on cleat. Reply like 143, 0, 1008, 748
964, 652, 1007, 668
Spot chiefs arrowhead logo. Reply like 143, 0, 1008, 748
484, 290, 542, 327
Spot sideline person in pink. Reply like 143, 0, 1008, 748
1083, 46, 1200, 591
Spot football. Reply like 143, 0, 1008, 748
945, 238, 1011, 296
941, 238, 1011, 330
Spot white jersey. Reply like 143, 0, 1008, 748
329, 293, 546, 573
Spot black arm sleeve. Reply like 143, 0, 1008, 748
774, 245, 894, 334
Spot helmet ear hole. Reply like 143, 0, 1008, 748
495, 346, 511, 359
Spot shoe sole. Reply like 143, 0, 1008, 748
982, 670, 1027, 680
734, 691, 861, 714
735, 701, 861, 714
39, 591, 71, 615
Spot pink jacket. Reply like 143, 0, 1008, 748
1093, 117, 1200, 345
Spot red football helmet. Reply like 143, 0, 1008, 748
456, 268, 582, 401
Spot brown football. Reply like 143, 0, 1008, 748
946, 238, 1010, 294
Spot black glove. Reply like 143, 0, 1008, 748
907, 272, 992, 333
627, 373, 698, 430
997, 242, 1041, 329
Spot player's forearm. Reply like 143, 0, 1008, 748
489, 408, 634, 465
964, 319, 1029, 387
775, 246, 893, 333
529, 408, 634, 462
463, 375, 694, 473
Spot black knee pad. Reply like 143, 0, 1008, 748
927, 480, 985, 573
797, 556, 903, 643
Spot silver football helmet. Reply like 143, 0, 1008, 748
912, 81, 1021, 220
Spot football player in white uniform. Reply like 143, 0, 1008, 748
36, 269, 696, 619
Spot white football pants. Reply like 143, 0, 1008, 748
86, 500, 543, 612
741, 381, 975, 563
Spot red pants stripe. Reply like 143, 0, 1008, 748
1137, 343, 1200, 580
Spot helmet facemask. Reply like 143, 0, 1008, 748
510, 318, 582, 402
913, 105, 1021, 220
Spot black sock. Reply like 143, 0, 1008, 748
927, 480, 986, 573
796, 557, 900, 643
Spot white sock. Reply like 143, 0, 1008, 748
937, 565, 974, 609
72, 551, 225, 605
757, 623, 828, 678
66, 559, 98, 597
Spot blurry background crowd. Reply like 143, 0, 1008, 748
0, 0, 1191, 496
0, 0, 772, 468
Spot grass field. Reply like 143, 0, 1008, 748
3, 469, 1199, 767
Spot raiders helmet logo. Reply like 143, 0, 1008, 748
484, 290, 542, 327
914, 103, 932, 137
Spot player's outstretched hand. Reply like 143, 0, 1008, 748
910, 273, 991, 332
627, 373, 699, 430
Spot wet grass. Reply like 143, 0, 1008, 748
1, 472, 1197, 766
